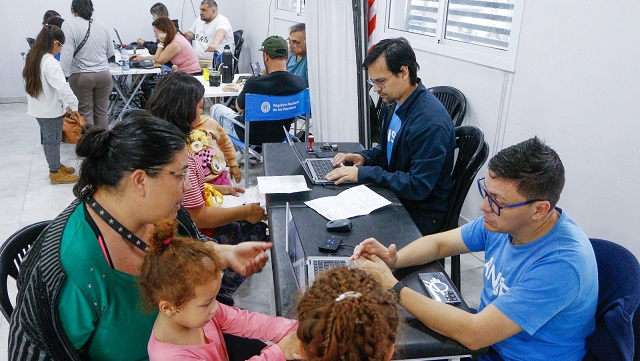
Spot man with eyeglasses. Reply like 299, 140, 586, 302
286, 23, 307, 84
326, 37, 455, 236
351, 137, 598, 361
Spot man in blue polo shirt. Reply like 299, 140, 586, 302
286, 23, 307, 84
327, 37, 455, 235
351, 137, 598, 361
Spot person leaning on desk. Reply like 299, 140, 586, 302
326, 37, 456, 236
352, 137, 599, 361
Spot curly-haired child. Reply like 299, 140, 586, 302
139, 220, 300, 361
296, 267, 400, 361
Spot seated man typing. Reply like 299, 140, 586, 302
212, 35, 307, 147
352, 137, 598, 361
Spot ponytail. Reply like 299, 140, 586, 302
23, 25, 65, 98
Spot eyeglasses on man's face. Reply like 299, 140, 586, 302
287, 38, 305, 46
477, 177, 545, 216
367, 77, 392, 90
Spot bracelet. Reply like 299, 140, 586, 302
388, 281, 406, 302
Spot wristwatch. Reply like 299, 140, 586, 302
388, 281, 406, 302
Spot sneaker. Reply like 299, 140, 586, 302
60, 164, 75, 174
49, 170, 79, 184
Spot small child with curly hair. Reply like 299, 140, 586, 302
139, 220, 300, 361
296, 267, 400, 361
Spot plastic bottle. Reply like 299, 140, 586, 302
120, 45, 130, 71
221, 45, 233, 83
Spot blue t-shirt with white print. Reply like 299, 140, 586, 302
386, 105, 401, 164
461, 208, 597, 361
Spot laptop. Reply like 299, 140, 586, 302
114, 28, 154, 68
285, 203, 350, 289
283, 127, 338, 185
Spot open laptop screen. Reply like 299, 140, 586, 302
286, 203, 306, 289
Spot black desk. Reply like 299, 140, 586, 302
263, 142, 481, 360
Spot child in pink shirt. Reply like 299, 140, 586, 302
140, 220, 300, 361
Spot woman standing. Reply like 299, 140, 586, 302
60, 0, 114, 129
23, 25, 79, 184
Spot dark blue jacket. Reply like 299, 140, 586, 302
358, 81, 455, 235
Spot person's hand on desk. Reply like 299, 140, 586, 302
352, 237, 398, 268
325, 166, 358, 185
352, 254, 398, 290
242, 203, 267, 223
214, 184, 244, 196
332, 153, 365, 167
214, 241, 272, 276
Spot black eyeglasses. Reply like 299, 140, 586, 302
477, 177, 545, 216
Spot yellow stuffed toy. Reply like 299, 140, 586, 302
188, 129, 209, 154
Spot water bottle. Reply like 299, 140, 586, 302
120, 45, 130, 71
221, 45, 233, 83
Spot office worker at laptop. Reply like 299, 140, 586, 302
131, 17, 200, 75
184, 0, 234, 69
327, 37, 455, 236
212, 36, 307, 147
60, 0, 114, 129
352, 137, 598, 361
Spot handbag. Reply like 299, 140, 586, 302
62, 110, 86, 144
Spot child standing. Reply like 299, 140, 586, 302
139, 220, 299, 361
23, 25, 79, 184
190, 114, 242, 185
296, 267, 400, 361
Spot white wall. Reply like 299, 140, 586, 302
394, 0, 640, 258
0, 0, 245, 99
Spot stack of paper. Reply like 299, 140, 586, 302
220, 186, 266, 208
257, 175, 311, 194
304, 185, 391, 220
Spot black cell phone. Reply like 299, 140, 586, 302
319, 236, 342, 253
250, 62, 261, 76
418, 272, 461, 305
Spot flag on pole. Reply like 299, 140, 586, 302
367, 0, 378, 51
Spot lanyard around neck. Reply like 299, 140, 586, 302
86, 196, 149, 252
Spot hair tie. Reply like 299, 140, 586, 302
162, 238, 172, 245
335, 291, 361, 302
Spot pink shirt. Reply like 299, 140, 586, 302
148, 302, 297, 361
171, 34, 201, 74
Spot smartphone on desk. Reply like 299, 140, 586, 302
418, 272, 461, 305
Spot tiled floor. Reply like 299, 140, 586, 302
0, 102, 484, 360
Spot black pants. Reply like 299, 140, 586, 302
223, 334, 267, 361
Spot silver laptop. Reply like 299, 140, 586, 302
285, 203, 350, 289
283, 127, 337, 185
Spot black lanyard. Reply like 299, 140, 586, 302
86, 196, 149, 252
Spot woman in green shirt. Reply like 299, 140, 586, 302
9, 114, 272, 360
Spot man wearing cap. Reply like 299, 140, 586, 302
212, 35, 307, 147
184, 0, 234, 68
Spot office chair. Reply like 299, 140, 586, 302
26, 37, 35, 48
222, 89, 310, 188
439, 125, 489, 291
583, 238, 640, 361
428, 86, 467, 127
233, 36, 244, 74
0, 220, 51, 321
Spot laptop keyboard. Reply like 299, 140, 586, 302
312, 259, 347, 275
309, 160, 334, 179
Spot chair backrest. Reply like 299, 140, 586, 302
233, 30, 244, 46
26, 37, 35, 48
440, 125, 488, 232
584, 238, 640, 361
428, 86, 467, 127
111, 108, 146, 129
233, 37, 244, 74
0, 221, 51, 321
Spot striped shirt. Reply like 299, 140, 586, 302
60, 17, 115, 77
183, 153, 206, 208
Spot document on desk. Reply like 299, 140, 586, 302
220, 186, 266, 208
304, 185, 391, 220
257, 175, 311, 194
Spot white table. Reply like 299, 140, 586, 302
108, 61, 161, 123
195, 73, 250, 101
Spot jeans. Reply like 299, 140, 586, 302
36, 116, 63, 172
211, 104, 240, 139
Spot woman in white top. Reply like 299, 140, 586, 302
23, 25, 79, 184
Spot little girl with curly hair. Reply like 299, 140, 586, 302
139, 220, 299, 361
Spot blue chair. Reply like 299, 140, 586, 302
223, 89, 310, 187
584, 238, 640, 360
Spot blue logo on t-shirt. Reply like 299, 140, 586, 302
386, 106, 401, 164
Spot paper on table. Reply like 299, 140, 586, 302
220, 186, 266, 208
304, 185, 391, 220
257, 175, 311, 194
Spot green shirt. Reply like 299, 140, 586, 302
58, 203, 156, 361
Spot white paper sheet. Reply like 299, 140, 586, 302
257, 175, 311, 194
304, 185, 392, 220
220, 186, 266, 208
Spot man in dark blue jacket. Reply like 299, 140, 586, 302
326, 37, 455, 235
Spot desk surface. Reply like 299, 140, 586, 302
108, 62, 161, 76
262, 142, 481, 359
196, 74, 248, 98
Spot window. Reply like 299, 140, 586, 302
385, 0, 522, 71
277, 0, 306, 14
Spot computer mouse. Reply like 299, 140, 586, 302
326, 219, 352, 232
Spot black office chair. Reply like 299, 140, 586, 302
233, 36, 244, 74
0, 221, 51, 321
428, 86, 467, 127
584, 238, 640, 361
233, 30, 243, 46
439, 125, 489, 291
26, 37, 35, 48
